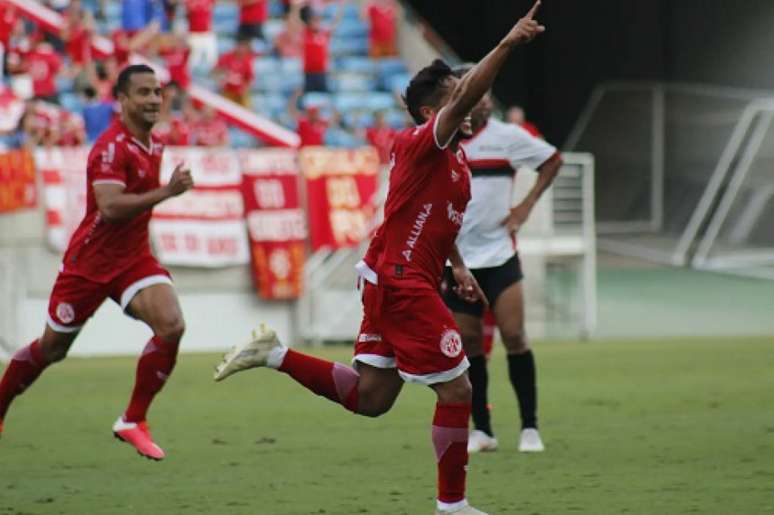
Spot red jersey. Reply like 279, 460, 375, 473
186, 0, 215, 32
62, 120, 164, 283
65, 26, 91, 65
366, 126, 397, 164
153, 115, 191, 145
160, 46, 191, 88
27, 48, 62, 97
0, 6, 17, 48
239, 0, 267, 23
366, 2, 396, 44
297, 116, 327, 146
112, 30, 131, 67
363, 113, 471, 290
216, 50, 254, 95
303, 28, 330, 73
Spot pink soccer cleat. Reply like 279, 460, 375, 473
112, 417, 166, 461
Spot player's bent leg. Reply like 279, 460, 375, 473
492, 282, 544, 452
215, 325, 403, 416
0, 326, 77, 437
453, 312, 497, 452
114, 283, 184, 460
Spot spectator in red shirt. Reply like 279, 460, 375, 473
0, 4, 19, 79
158, 33, 192, 89
506, 105, 543, 138
27, 40, 63, 104
364, 110, 397, 164
289, 89, 327, 146
112, 22, 160, 68
186, 0, 217, 70
362, 0, 400, 59
238, 0, 268, 42
214, 34, 255, 107
300, 0, 345, 93
153, 83, 192, 145
274, 1, 303, 58
191, 105, 229, 146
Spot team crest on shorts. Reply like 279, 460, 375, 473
56, 302, 75, 324
439, 329, 462, 358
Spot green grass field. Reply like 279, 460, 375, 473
2, 337, 773, 515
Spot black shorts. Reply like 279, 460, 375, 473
441, 253, 524, 317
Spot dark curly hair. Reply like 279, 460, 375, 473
402, 59, 455, 125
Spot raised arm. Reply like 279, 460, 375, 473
94, 163, 193, 222
435, 1, 545, 145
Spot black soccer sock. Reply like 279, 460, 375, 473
507, 350, 537, 429
467, 355, 494, 437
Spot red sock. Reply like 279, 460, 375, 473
124, 336, 179, 423
279, 349, 359, 412
432, 402, 471, 504
0, 340, 49, 421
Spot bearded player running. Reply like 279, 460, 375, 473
443, 69, 562, 454
0, 65, 194, 461
214, 3, 545, 514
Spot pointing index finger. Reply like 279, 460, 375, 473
526, 0, 541, 19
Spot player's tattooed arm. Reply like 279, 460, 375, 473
449, 245, 488, 306
503, 152, 562, 234
436, 0, 545, 145
94, 163, 194, 222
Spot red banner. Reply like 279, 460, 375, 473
241, 149, 307, 300
150, 147, 249, 267
0, 149, 36, 213
300, 147, 381, 251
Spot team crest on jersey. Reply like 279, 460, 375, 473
439, 329, 462, 358
56, 302, 75, 324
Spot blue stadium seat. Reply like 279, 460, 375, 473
268, 0, 285, 19
229, 127, 256, 148
263, 20, 285, 44
385, 72, 411, 94
333, 92, 367, 112
330, 37, 369, 57
217, 37, 235, 55
366, 92, 396, 111
378, 58, 408, 79
337, 56, 377, 75
335, 19, 368, 39
253, 56, 279, 75
332, 72, 375, 93
302, 92, 333, 109
280, 57, 303, 74
385, 108, 409, 129
60, 92, 83, 114
56, 75, 75, 94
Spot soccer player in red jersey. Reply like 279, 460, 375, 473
215, 4, 544, 513
0, 65, 194, 461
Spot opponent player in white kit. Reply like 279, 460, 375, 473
442, 73, 562, 454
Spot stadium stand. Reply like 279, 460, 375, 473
0, 0, 410, 150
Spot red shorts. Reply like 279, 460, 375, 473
47, 255, 172, 333
354, 281, 469, 385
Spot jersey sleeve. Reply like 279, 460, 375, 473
504, 123, 557, 171
89, 140, 128, 187
402, 109, 456, 162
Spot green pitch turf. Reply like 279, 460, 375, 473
1, 337, 773, 514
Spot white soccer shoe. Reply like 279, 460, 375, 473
518, 428, 545, 452
436, 503, 489, 515
213, 324, 283, 382
467, 430, 499, 453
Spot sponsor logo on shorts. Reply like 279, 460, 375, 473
358, 333, 382, 343
439, 329, 462, 358
56, 302, 75, 324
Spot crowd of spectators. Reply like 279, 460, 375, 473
0, 0, 405, 153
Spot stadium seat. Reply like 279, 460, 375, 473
331, 72, 375, 93
330, 37, 369, 57
365, 92, 396, 111
217, 37, 235, 56
214, 4, 239, 34
385, 109, 409, 129
333, 92, 367, 113
302, 92, 333, 109
335, 19, 368, 39
268, 0, 285, 18
385, 72, 411, 95
228, 127, 257, 148
60, 92, 83, 114
253, 56, 279, 75
337, 56, 377, 75
263, 20, 285, 44
56, 75, 75, 94
280, 58, 303, 74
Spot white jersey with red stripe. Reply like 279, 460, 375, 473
457, 118, 557, 269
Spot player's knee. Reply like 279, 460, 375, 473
357, 391, 392, 418
436, 375, 472, 404
502, 329, 529, 354
155, 316, 185, 344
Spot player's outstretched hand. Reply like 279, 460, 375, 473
166, 163, 194, 196
452, 265, 489, 307
503, 0, 545, 47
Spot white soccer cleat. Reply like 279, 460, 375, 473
436, 504, 489, 514
213, 324, 283, 382
467, 430, 499, 453
518, 428, 545, 452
